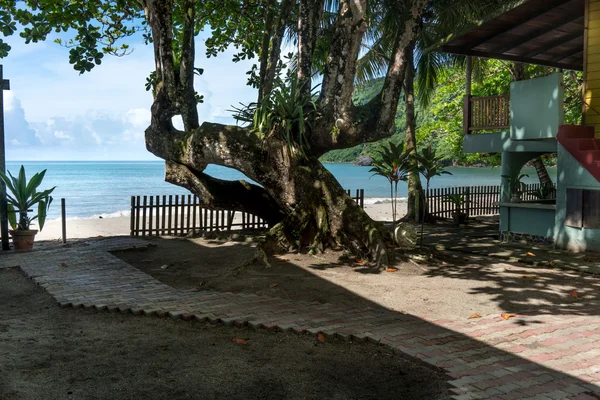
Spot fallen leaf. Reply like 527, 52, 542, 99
355, 258, 366, 265
269, 283, 279, 288
520, 275, 538, 279
468, 313, 481, 319
278, 258, 290, 262
386, 267, 398, 272
316, 332, 327, 344
232, 338, 247, 345
570, 290, 579, 298
160, 264, 169, 270
97, 235, 103, 238
60, 263, 68, 268
526, 252, 536, 257
501, 313, 515, 320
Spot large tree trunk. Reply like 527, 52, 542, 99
403, 43, 424, 222
143, 0, 431, 267
146, 122, 392, 266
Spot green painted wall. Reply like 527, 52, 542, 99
555, 144, 600, 252
463, 133, 557, 154
510, 74, 564, 141
500, 206, 555, 237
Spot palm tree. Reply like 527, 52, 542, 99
413, 146, 452, 245
369, 142, 412, 227
354, 0, 519, 222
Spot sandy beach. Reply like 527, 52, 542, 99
36, 202, 407, 241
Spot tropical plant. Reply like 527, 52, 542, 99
532, 183, 555, 200
351, 0, 518, 220
0, 166, 55, 231
231, 72, 319, 159
413, 146, 452, 245
369, 142, 412, 227
503, 173, 529, 200
444, 193, 466, 213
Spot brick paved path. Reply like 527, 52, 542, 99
2, 237, 600, 400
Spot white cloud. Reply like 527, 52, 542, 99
91, 132, 102, 145
123, 108, 151, 129
53, 130, 70, 140
4, 90, 15, 112
1, 32, 262, 160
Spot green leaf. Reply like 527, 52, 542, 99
6, 204, 16, 230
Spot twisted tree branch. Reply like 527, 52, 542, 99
165, 161, 284, 225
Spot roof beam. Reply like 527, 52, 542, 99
557, 48, 584, 62
492, 14, 583, 55
440, 46, 583, 71
466, 0, 575, 48
525, 31, 583, 57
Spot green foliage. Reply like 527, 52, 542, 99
369, 142, 412, 226
502, 173, 529, 197
322, 60, 583, 166
444, 193, 466, 212
0, 0, 145, 73
413, 146, 452, 186
413, 146, 451, 243
532, 184, 555, 200
231, 73, 318, 159
0, 0, 271, 77
0, 166, 55, 231
369, 142, 411, 184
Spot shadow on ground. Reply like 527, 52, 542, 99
5, 232, 600, 398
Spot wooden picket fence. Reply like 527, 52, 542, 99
129, 194, 267, 237
426, 183, 555, 219
130, 189, 365, 237
347, 189, 365, 209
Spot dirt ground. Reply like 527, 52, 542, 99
0, 268, 450, 400
114, 236, 600, 319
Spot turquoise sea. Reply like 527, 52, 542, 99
5, 161, 556, 220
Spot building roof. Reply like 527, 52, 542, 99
439, 0, 585, 71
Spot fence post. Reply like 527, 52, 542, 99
130, 196, 135, 236
135, 196, 141, 237
465, 187, 471, 217
61, 198, 66, 243
227, 211, 234, 231
360, 189, 364, 209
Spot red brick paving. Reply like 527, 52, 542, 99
2, 237, 600, 400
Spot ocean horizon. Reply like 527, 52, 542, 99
5, 160, 556, 220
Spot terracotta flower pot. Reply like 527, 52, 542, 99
10, 230, 38, 250
451, 212, 468, 225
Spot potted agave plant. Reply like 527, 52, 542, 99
444, 193, 468, 225
0, 166, 55, 250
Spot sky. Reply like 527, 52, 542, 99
1, 31, 259, 161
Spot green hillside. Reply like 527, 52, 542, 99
320, 61, 582, 166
